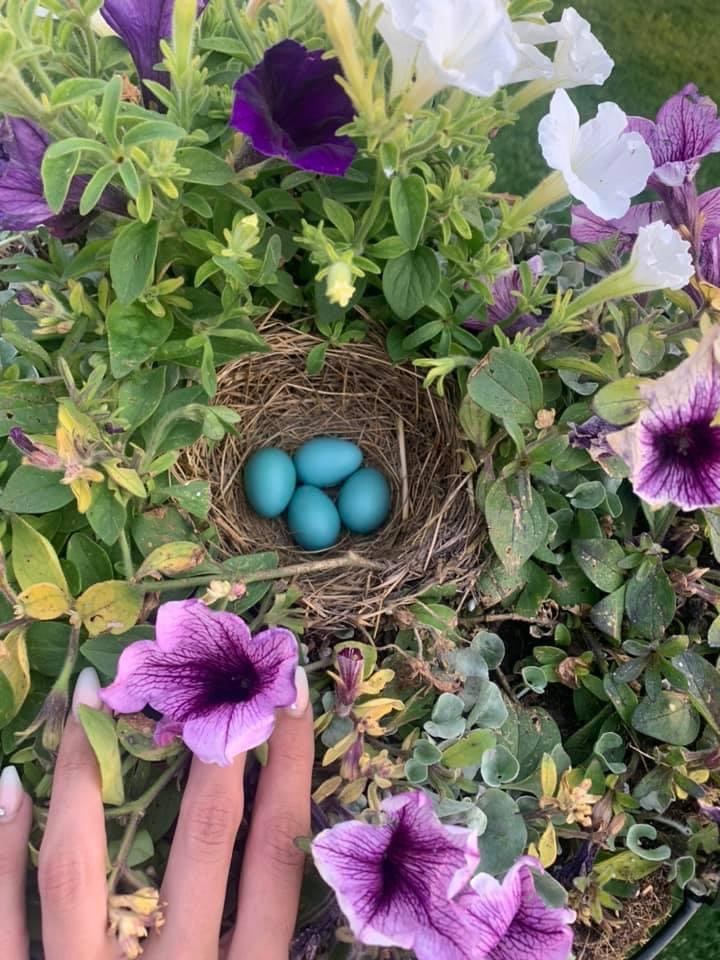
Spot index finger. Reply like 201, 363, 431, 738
231, 668, 313, 959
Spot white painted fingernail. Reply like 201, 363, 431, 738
72, 667, 103, 718
0, 766, 24, 822
287, 666, 309, 717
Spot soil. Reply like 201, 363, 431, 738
574, 878, 673, 960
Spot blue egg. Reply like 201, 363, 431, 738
243, 448, 297, 518
338, 468, 391, 535
288, 485, 342, 550
294, 437, 363, 487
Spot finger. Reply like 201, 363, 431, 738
155, 752, 245, 958
0, 767, 32, 960
39, 669, 111, 960
231, 668, 313, 960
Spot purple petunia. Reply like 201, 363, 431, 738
312, 791, 479, 959
0, 117, 122, 236
627, 84, 720, 189
465, 256, 543, 335
458, 857, 575, 960
102, 0, 209, 103
230, 39, 357, 176
100, 600, 299, 765
607, 327, 720, 511
568, 416, 615, 462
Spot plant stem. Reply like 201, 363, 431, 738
355, 156, 387, 248
137, 553, 383, 594
56, 624, 81, 692
119, 530, 135, 580
108, 810, 143, 894
106, 751, 188, 820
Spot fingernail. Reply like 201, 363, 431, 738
72, 666, 103, 718
0, 766, 24, 823
286, 666, 309, 717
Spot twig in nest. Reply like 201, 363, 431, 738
396, 414, 410, 522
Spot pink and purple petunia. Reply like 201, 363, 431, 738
464, 256, 544, 335
607, 327, 720, 511
101, 599, 299, 765
312, 790, 574, 960
230, 39, 357, 177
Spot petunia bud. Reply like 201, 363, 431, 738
8, 428, 63, 471
325, 262, 356, 308
333, 647, 364, 716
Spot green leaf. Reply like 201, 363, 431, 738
87, 485, 127, 546
413, 739, 443, 765
123, 120, 186, 148
625, 559, 675, 638
603, 673, 638, 724
626, 823, 671, 862
50, 78, 106, 107
481, 745, 520, 786
673, 651, 720, 736
106, 301, 172, 378
466, 680, 508, 729
0, 380, 65, 436
0, 466, 75, 514
41, 148, 80, 214
571, 539, 625, 593
390, 174, 428, 250
306, 342, 328, 376
0, 628, 30, 728
632, 691, 700, 746
382, 248, 440, 321
590, 586, 626, 643
152, 480, 210, 519
25, 622, 72, 677
10, 516, 68, 594
79, 164, 118, 216
116, 367, 167, 431
132, 507, 193, 555
76, 581, 143, 637
441, 729, 496, 768
468, 348, 543, 425
76, 705, 124, 805
99, 74, 122, 146
476, 789, 528, 875
592, 377, 645, 425
81, 627, 152, 679
627, 323, 665, 373
176, 147, 233, 185
485, 475, 549, 572
110, 220, 159, 304
200, 338, 217, 398
67, 533, 114, 591
322, 198, 355, 242
117, 714, 183, 762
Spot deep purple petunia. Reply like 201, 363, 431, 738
607, 327, 720, 510
0, 117, 122, 236
102, 0, 209, 103
230, 39, 357, 176
458, 857, 575, 960
100, 599, 299, 765
627, 84, 720, 189
311, 791, 479, 959
465, 257, 543, 335
567, 416, 615, 462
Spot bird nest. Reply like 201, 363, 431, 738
177, 322, 485, 629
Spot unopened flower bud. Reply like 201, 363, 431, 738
325, 261, 355, 308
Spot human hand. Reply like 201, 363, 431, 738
0, 666, 313, 960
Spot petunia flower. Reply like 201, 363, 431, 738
511, 7, 613, 110
627, 84, 720, 189
0, 117, 122, 236
230, 40, 357, 177
361, 0, 528, 108
311, 790, 479, 959
568, 416, 615, 462
464, 256, 543, 335
101, 0, 210, 103
458, 857, 575, 960
607, 327, 720, 511
700, 234, 720, 288
101, 600, 299, 765
538, 90, 654, 220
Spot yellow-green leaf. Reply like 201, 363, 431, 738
537, 821, 558, 867
117, 714, 183, 762
104, 461, 148, 499
76, 705, 125, 805
17, 582, 71, 620
0, 627, 30, 725
76, 580, 142, 636
540, 753, 558, 798
11, 516, 69, 594
135, 541, 207, 580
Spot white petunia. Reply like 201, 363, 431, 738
363, 0, 523, 106
538, 89, 653, 220
625, 222, 694, 292
546, 7, 614, 90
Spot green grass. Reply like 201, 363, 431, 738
494, 4, 720, 954
493, 0, 720, 194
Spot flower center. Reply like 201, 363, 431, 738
203, 659, 261, 706
659, 419, 720, 460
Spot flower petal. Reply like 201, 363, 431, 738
101, 640, 157, 713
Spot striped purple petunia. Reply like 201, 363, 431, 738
608, 327, 720, 510
100, 600, 299, 765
